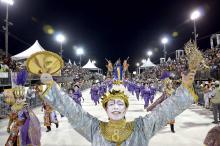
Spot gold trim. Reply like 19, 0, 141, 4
100, 120, 134, 145
182, 83, 199, 103
101, 90, 129, 108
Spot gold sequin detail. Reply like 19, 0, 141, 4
100, 119, 134, 145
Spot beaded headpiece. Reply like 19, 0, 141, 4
101, 90, 129, 108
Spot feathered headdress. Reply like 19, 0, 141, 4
13, 69, 28, 98
184, 40, 203, 71
160, 71, 171, 80
160, 71, 172, 86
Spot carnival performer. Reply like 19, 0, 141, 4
147, 71, 176, 133
141, 83, 152, 109
29, 41, 202, 146
149, 82, 157, 103
38, 66, 197, 146
5, 69, 41, 146
105, 59, 113, 78
122, 57, 129, 78
134, 82, 141, 100
123, 79, 128, 89
90, 83, 100, 105
72, 85, 84, 106
42, 100, 59, 132
128, 81, 135, 95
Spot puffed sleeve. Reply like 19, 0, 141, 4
136, 84, 197, 139
42, 81, 99, 142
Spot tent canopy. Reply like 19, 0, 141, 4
82, 59, 99, 70
140, 58, 156, 68
11, 40, 45, 60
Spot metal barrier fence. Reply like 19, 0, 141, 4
0, 81, 93, 119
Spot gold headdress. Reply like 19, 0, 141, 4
13, 86, 26, 98
184, 40, 203, 71
3, 89, 15, 105
101, 90, 129, 108
26, 51, 64, 75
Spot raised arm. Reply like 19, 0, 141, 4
41, 77, 99, 142
137, 71, 198, 139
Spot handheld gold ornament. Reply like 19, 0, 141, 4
26, 51, 64, 75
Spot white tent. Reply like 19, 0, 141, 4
73, 61, 77, 66
140, 58, 156, 68
82, 59, 99, 70
11, 40, 45, 60
68, 59, 72, 65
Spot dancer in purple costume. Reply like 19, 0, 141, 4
135, 82, 141, 100
128, 81, 135, 95
99, 82, 106, 97
130, 81, 135, 95
141, 83, 152, 109
90, 83, 100, 105
107, 80, 113, 91
150, 83, 157, 103
5, 69, 41, 146
140, 82, 145, 99
127, 81, 132, 92
72, 85, 84, 106
123, 79, 128, 89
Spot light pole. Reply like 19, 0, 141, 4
55, 33, 65, 58
136, 62, 140, 74
75, 47, 84, 67
147, 50, 153, 58
190, 10, 201, 47
1, 0, 14, 58
161, 37, 168, 60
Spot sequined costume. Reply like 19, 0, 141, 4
134, 83, 141, 101
43, 101, 59, 128
141, 87, 152, 109
72, 90, 83, 106
5, 69, 41, 146
128, 81, 135, 95
5, 102, 41, 146
149, 85, 157, 103
42, 81, 195, 146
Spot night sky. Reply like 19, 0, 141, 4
0, 0, 220, 71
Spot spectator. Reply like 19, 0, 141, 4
210, 81, 220, 124
204, 125, 220, 146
